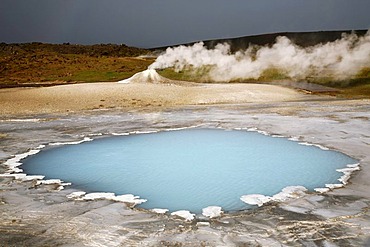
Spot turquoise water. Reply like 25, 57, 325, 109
22, 129, 356, 213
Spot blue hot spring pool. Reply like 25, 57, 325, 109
22, 129, 356, 213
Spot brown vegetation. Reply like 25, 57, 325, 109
0, 42, 153, 87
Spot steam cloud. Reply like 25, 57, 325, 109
149, 31, 370, 82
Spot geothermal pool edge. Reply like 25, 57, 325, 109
2, 127, 360, 216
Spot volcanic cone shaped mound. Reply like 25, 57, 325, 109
118, 69, 170, 84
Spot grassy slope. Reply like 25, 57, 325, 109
327, 68, 370, 98
0, 43, 153, 86
157, 67, 370, 98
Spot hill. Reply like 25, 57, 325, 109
0, 43, 153, 87
152, 30, 368, 52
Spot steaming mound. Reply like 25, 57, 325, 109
118, 69, 170, 84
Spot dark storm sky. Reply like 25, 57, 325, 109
1, 0, 369, 48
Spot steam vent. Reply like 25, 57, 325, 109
118, 69, 170, 84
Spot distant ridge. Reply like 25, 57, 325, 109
0, 42, 148, 57
152, 30, 368, 52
